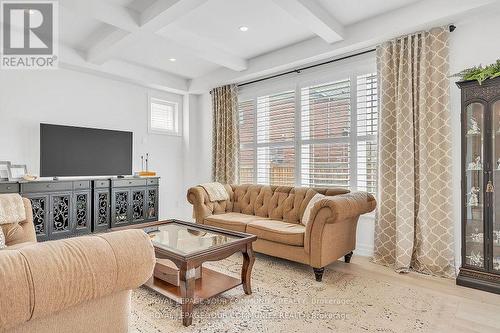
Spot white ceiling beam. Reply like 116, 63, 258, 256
272, 0, 344, 44
161, 26, 248, 71
60, 0, 139, 31
189, 0, 498, 92
60, 45, 189, 94
86, 30, 132, 65
140, 0, 209, 31
85, 0, 203, 65
62, 0, 247, 71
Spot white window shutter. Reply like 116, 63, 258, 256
149, 98, 179, 135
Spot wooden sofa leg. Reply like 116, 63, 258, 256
313, 267, 324, 282
344, 251, 353, 263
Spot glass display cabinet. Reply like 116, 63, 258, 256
457, 77, 500, 294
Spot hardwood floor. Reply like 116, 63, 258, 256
330, 256, 500, 332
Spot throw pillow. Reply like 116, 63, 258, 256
301, 193, 325, 226
0, 227, 6, 249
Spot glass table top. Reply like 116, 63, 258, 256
145, 222, 240, 255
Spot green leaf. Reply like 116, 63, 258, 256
454, 59, 500, 83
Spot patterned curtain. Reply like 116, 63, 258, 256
211, 84, 239, 184
372, 27, 455, 278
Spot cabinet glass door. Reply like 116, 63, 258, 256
113, 189, 130, 225
50, 192, 72, 238
146, 187, 158, 220
74, 191, 91, 234
132, 188, 146, 223
465, 102, 485, 269
25, 194, 50, 241
493, 100, 500, 273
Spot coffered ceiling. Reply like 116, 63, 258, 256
33, 0, 500, 93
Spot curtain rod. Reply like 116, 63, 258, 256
216, 24, 456, 90
237, 48, 375, 88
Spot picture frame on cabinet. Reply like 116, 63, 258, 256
7, 164, 27, 181
0, 161, 11, 181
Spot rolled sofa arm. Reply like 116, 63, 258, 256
308, 191, 376, 225
187, 186, 215, 223
0, 229, 155, 331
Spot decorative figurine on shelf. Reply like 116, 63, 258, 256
467, 251, 484, 266
468, 155, 483, 170
497, 158, 500, 170
470, 232, 483, 242
494, 230, 500, 245
494, 257, 500, 271
468, 186, 480, 207
467, 118, 481, 135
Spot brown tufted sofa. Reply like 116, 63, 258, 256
0, 198, 156, 333
187, 185, 376, 281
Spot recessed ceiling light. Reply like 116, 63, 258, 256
239, 26, 249, 32
169, 58, 177, 62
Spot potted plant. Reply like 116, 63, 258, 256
453, 59, 500, 84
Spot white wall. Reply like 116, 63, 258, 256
0, 68, 198, 221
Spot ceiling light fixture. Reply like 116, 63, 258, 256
239, 26, 249, 32
169, 58, 177, 62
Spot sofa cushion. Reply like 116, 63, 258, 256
0, 241, 35, 250
301, 193, 325, 225
204, 212, 263, 232
246, 220, 305, 246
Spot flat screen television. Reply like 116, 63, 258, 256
40, 124, 133, 177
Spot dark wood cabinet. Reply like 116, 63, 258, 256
457, 77, 500, 294
0, 177, 160, 241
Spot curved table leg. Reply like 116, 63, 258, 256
241, 244, 255, 295
179, 267, 196, 327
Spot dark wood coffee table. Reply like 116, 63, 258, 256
138, 220, 257, 327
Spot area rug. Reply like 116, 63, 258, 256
130, 254, 452, 332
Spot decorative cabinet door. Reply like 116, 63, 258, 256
492, 99, 500, 273
24, 193, 50, 241
111, 189, 130, 227
464, 102, 486, 269
94, 189, 111, 232
131, 187, 147, 223
49, 192, 73, 239
73, 191, 91, 235
146, 187, 159, 221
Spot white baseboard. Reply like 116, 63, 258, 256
354, 243, 374, 257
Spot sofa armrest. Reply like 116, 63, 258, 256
0, 229, 155, 331
304, 192, 376, 260
308, 192, 376, 226
187, 186, 215, 223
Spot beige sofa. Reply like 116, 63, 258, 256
0, 198, 155, 333
187, 185, 376, 281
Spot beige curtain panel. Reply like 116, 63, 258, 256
211, 84, 239, 184
372, 27, 455, 278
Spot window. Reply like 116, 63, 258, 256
149, 97, 179, 135
238, 72, 378, 194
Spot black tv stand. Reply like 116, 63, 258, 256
0, 176, 160, 241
